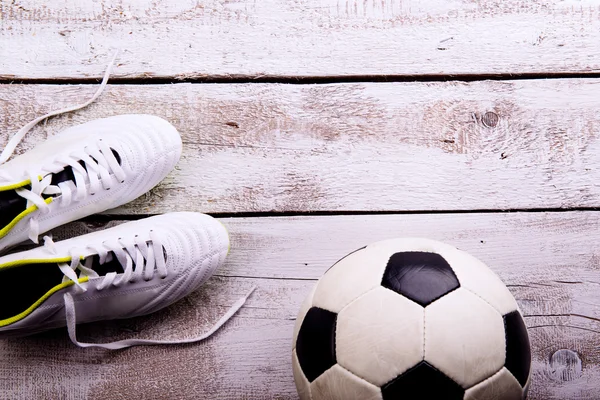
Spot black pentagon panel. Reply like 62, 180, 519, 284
325, 246, 367, 273
503, 310, 532, 387
382, 361, 464, 400
381, 252, 460, 307
296, 307, 338, 382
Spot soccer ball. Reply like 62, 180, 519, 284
292, 238, 531, 400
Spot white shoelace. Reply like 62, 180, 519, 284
44, 236, 255, 349
63, 288, 255, 350
0, 52, 119, 243
45, 232, 167, 290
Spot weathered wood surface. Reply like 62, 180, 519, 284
2, 0, 600, 80
3, 79, 600, 213
3, 1, 600, 399
0, 212, 597, 400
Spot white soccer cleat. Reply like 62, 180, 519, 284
0, 212, 247, 349
0, 114, 182, 252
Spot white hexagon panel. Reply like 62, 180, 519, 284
312, 245, 391, 313
464, 367, 525, 400
440, 247, 519, 316
311, 364, 383, 400
336, 286, 424, 387
424, 288, 506, 388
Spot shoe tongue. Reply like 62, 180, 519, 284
86, 245, 167, 276
50, 167, 76, 187
0, 189, 27, 229
49, 148, 122, 186
87, 252, 125, 276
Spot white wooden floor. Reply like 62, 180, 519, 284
2, 1, 600, 399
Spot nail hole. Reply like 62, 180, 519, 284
482, 111, 499, 128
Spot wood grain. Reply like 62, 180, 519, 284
2, 80, 600, 213
1, 212, 598, 400
3, 2, 598, 400
1, 0, 600, 80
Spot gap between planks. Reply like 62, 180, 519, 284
72, 207, 600, 223
5, 71, 600, 86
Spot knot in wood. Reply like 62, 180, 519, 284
482, 111, 499, 128
549, 349, 582, 381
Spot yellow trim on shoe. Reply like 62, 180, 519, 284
0, 197, 53, 240
0, 256, 73, 271
0, 276, 89, 327
0, 178, 32, 192
0, 176, 43, 192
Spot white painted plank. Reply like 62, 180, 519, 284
1, 0, 600, 79
2, 211, 600, 399
2, 80, 600, 212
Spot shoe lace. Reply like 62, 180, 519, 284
63, 287, 255, 350
0, 51, 119, 243
44, 232, 167, 292
43, 236, 256, 350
